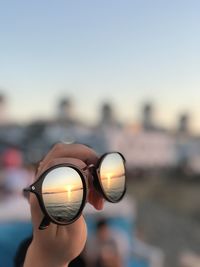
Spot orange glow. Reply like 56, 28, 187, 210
107, 173, 112, 188
66, 185, 72, 199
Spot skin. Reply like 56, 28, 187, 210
24, 143, 104, 267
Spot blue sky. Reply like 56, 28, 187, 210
0, 0, 200, 131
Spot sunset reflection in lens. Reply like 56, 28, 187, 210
99, 153, 126, 202
42, 167, 84, 223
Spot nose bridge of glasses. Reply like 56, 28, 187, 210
81, 164, 98, 193
84, 164, 97, 178
83, 163, 95, 171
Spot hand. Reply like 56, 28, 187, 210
24, 143, 104, 267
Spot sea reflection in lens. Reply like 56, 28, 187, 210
99, 153, 125, 202
42, 167, 84, 223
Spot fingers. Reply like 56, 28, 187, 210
56, 216, 87, 262
87, 169, 104, 210
37, 143, 99, 177
88, 186, 104, 210
29, 193, 57, 239
36, 157, 87, 180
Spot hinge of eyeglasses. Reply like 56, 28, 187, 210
39, 216, 50, 230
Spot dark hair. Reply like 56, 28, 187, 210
14, 236, 33, 267
96, 218, 108, 230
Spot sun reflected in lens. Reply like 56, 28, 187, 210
106, 173, 112, 188
42, 167, 84, 223
66, 185, 72, 200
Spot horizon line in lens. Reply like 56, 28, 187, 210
101, 173, 125, 180
43, 187, 83, 194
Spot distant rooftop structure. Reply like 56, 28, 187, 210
0, 92, 8, 124
178, 113, 190, 134
142, 102, 155, 131
110, 129, 177, 169
57, 97, 74, 122
100, 102, 115, 126
0, 93, 5, 104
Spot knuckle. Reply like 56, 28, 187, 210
52, 142, 63, 151
75, 143, 93, 152
30, 194, 38, 208
76, 143, 88, 149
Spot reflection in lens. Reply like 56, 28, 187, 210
42, 167, 84, 223
99, 153, 125, 202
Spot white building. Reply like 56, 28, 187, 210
108, 128, 177, 169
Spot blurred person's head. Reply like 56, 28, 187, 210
96, 218, 110, 241
3, 148, 23, 168
98, 244, 122, 267
2, 149, 32, 196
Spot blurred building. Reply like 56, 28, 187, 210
109, 129, 177, 170
100, 102, 116, 127
178, 113, 190, 135
0, 98, 199, 176
0, 93, 8, 125
57, 97, 74, 122
142, 102, 155, 131
179, 137, 200, 175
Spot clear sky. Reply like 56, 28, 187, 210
0, 0, 200, 131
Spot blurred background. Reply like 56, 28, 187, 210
1, 1, 200, 266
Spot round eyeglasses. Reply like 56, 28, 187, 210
23, 152, 126, 230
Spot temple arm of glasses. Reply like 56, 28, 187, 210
23, 187, 51, 230
39, 216, 50, 230
23, 186, 32, 192
23, 186, 32, 198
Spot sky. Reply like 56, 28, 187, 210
0, 0, 200, 132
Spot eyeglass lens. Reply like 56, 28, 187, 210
99, 153, 126, 202
42, 167, 84, 223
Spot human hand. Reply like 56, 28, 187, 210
24, 143, 104, 267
